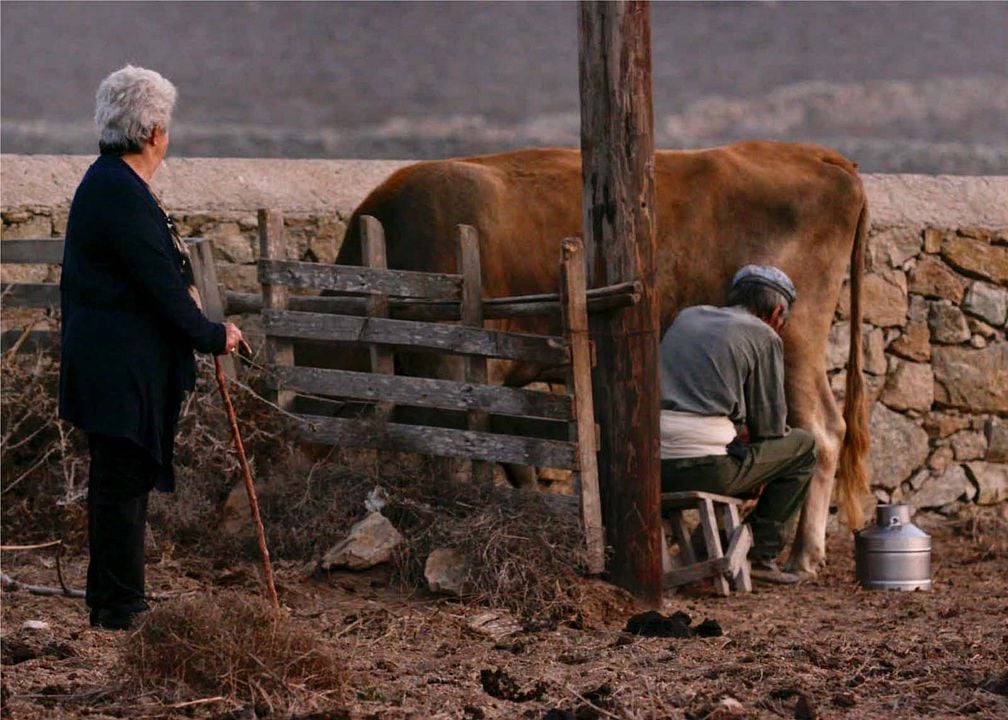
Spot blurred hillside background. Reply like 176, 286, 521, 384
2, 1, 1006, 174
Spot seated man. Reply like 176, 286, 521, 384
659, 265, 816, 584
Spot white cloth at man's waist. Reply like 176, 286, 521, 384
660, 410, 736, 459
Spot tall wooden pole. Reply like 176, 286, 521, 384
578, 0, 662, 606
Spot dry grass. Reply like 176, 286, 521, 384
124, 591, 347, 716
382, 473, 589, 625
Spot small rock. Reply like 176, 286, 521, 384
928, 301, 971, 345
968, 316, 998, 340
21, 620, 50, 632
965, 462, 1008, 505
888, 321, 931, 362
971, 335, 988, 349
908, 468, 930, 490
908, 293, 929, 322
927, 446, 954, 473
963, 280, 1007, 328
950, 431, 987, 461
986, 418, 1008, 463
320, 512, 403, 570
922, 228, 943, 254
467, 611, 522, 640
424, 548, 471, 595
713, 696, 746, 718
923, 413, 971, 439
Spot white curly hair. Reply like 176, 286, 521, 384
94, 65, 177, 155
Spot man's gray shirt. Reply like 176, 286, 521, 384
659, 305, 788, 440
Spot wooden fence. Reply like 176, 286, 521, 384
258, 210, 606, 573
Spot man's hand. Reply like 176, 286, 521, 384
222, 322, 246, 354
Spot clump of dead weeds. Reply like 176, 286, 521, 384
952, 505, 1008, 558
380, 473, 590, 625
124, 590, 346, 716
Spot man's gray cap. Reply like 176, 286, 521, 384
732, 265, 797, 303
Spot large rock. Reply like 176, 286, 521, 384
933, 343, 1008, 414
888, 320, 931, 362
837, 271, 908, 327
940, 235, 1008, 285
867, 227, 921, 270
950, 431, 987, 461
909, 465, 972, 509
879, 359, 934, 413
987, 418, 1008, 463
424, 548, 471, 596
963, 281, 1008, 328
320, 512, 403, 570
965, 462, 1008, 505
908, 255, 966, 303
928, 301, 971, 345
869, 403, 930, 489
863, 271, 909, 328
826, 323, 886, 374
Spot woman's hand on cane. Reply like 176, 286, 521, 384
222, 322, 247, 355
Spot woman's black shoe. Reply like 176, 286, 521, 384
89, 606, 147, 631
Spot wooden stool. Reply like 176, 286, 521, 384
661, 491, 753, 596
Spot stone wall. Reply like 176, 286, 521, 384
2, 155, 1006, 520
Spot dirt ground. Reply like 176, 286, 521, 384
2, 523, 1006, 720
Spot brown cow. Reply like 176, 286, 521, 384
337, 140, 870, 575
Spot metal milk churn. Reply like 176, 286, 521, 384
855, 504, 932, 591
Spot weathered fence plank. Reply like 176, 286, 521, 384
258, 258, 462, 299
457, 224, 494, 484
274, 366, 572, 420
0, 283, 59, 308
361, 216, 395, 422
188, 237, 234, 378
560, 237, 605, 575
0, 240, 64, 264
259, 209, 295, 411
263, 309, 570, 365
225, 280, 640, 320
296, 414, 578, 469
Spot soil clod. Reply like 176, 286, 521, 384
479, 667, 547, 702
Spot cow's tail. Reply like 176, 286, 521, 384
837, 198, 871, 530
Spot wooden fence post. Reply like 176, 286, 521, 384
561, 237, 605, 575
258, 209, 295, 412
457, 224, 493, 485
188, 237, 235, 379
361, 216, 395, 422
578, 0, 662, 605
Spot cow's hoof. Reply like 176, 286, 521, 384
785, 549, 824, 576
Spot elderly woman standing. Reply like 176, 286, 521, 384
59, 66, 244, 630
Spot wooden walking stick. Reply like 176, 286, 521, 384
214, 347, 280, 610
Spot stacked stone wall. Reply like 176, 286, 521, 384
2, 155, 1005, 522
826, 225, 1007, 522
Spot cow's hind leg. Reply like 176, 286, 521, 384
786, 371, 845, 575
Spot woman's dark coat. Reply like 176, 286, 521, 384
59, 154, 225, 491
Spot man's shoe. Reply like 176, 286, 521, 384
750, 559, 802, 585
